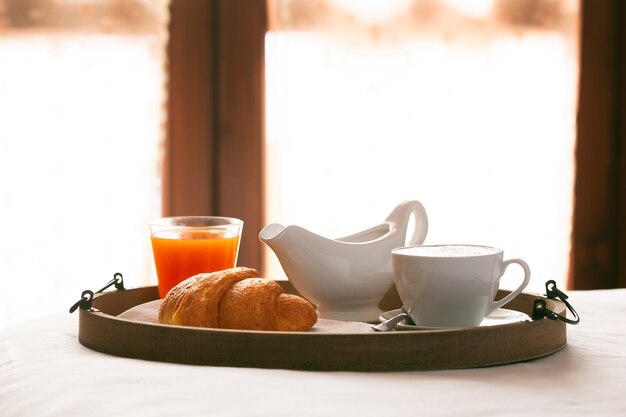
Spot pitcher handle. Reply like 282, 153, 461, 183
407, 201, 429, 245
488, 259, 531, 314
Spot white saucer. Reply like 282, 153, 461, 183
379, 308, 530, 331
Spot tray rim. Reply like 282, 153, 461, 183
78, 283, 567, 371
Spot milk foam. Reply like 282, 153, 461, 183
395, 245, 500, 257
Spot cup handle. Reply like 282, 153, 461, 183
488, 258, 531, 314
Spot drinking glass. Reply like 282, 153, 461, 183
150, 216, 243, 297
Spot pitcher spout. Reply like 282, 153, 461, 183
258, 223, 287, 247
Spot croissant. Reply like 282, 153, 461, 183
158, 267, 317, 331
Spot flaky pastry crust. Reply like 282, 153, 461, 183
158, 267, 317, 331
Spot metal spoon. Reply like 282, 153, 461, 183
371, 306, 413, 332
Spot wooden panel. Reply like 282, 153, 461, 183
215, 0, 267, 270
619, 1, 626, 288
571, 0, 624, 289
165, 0, 215, 216
165, 0, 266, 271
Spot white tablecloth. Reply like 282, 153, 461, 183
1, 289, 625, 417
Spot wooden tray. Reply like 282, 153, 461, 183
78, 282, 567, 371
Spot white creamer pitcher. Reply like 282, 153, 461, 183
259, 200, 428, 322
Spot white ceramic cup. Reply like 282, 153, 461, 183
392, 244, 531, 327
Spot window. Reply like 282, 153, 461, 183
0, 0, 168, 325
2, 0, 621, 327
264, 0, 580, 294
168, 0, 626, 291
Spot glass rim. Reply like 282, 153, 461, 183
149, 216, 243, 228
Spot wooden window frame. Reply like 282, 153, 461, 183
165, 0, 266, 271
165, 0, 626, 289
572, 0, 626, 289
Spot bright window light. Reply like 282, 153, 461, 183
265, 0, 579, 294
0, 0, 168, 326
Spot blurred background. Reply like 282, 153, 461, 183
264, 0, 578, 294
0, 0, 167, 325
1, 0, 623, 327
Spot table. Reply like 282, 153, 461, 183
1, 288, 624, 417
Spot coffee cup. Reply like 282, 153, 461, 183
391, 244, 530, 328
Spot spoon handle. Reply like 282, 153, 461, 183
371, 310, 410, 332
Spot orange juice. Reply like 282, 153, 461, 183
151, 229, 240, 297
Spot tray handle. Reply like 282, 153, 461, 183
69, 273, 125, 313
532, 280, 580, 325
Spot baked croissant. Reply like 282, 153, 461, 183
158, 267, 317, 331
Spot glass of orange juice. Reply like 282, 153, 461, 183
149, 216, 243, 298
